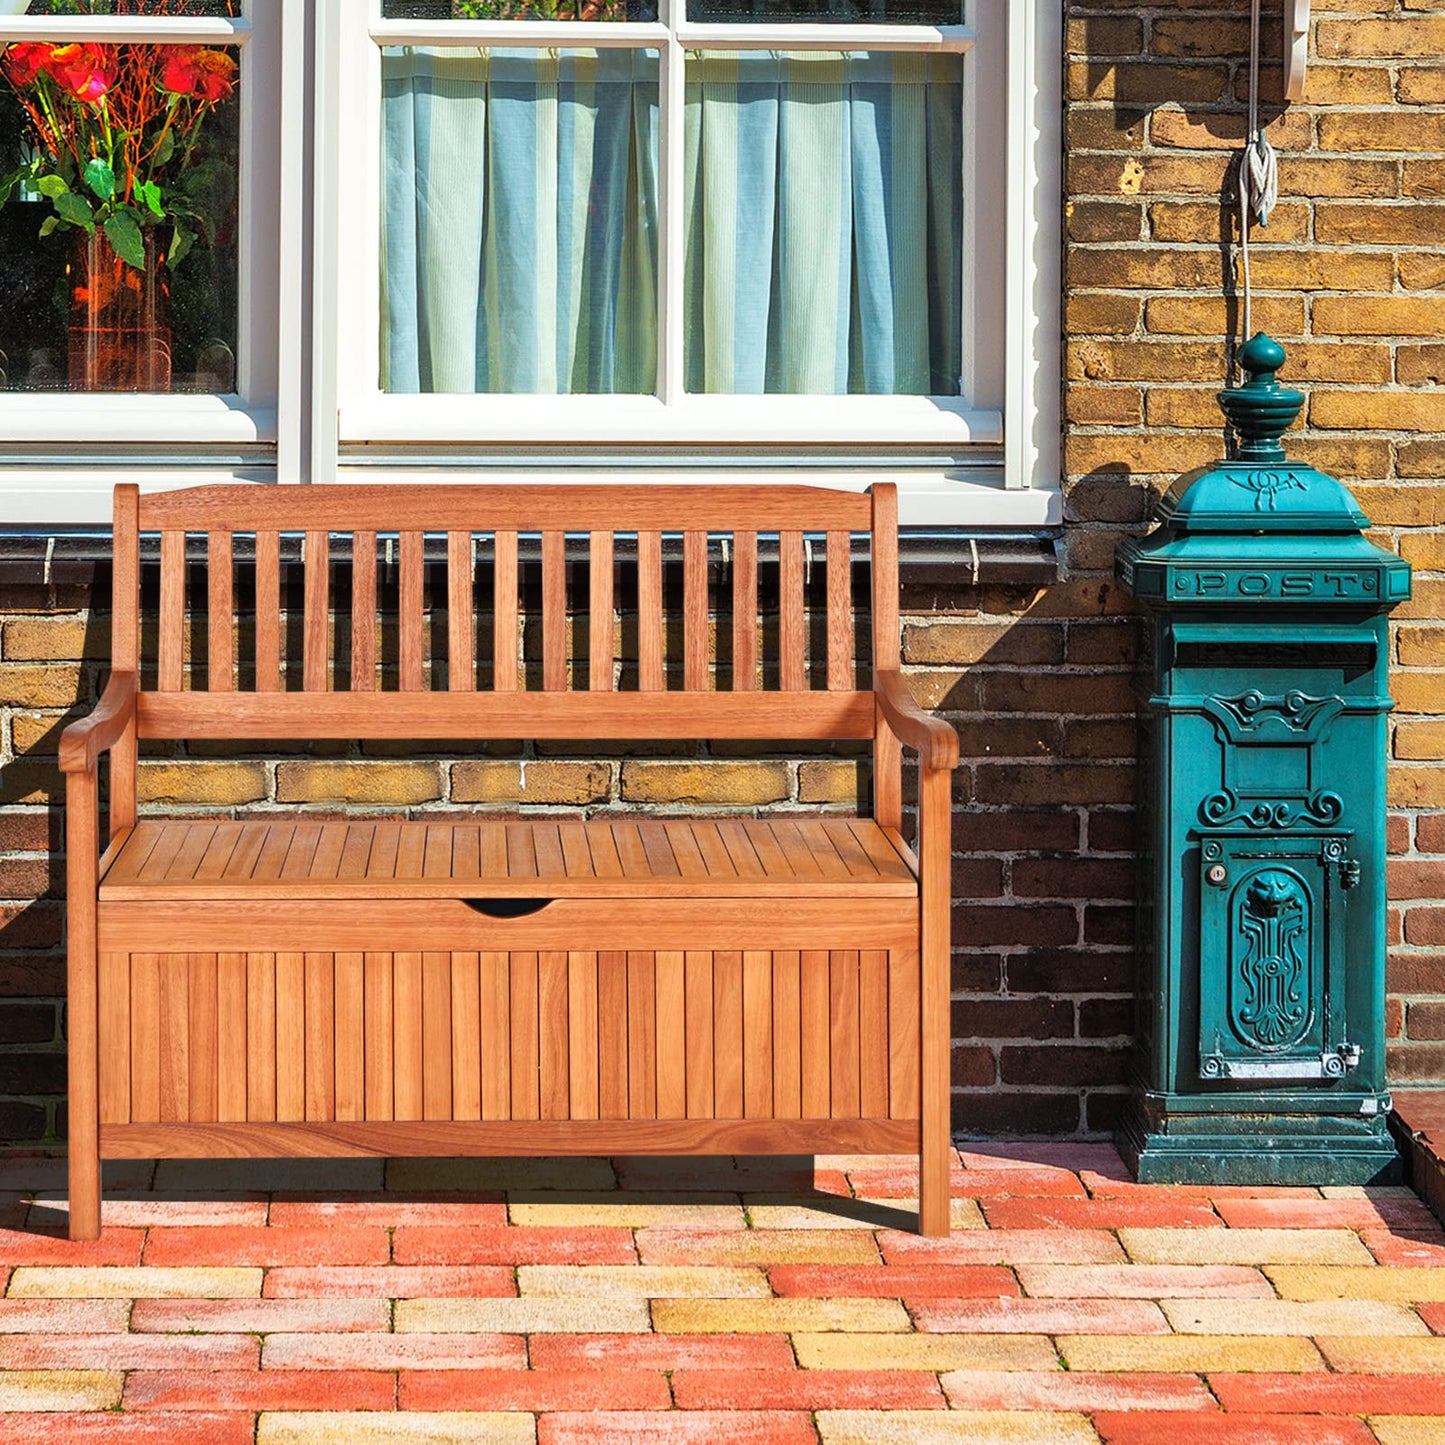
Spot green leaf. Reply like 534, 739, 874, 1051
38, 216, 59, 238
0, 167, 23, 208
37, 174, 69, 200
53, 191, 96, 230
167, 220, 194, 270
82, 158, 115, 202
103, 208, 146, 268
138, 180, 164, 219
154, 127, 175, 168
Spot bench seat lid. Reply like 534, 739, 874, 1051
99, 817, 918, 901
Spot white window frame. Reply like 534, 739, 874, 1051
0, 0, 285, 518
323, 0, 1060, 526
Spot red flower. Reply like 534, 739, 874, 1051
160, 46, 236, 103
46, 43, 118, 103
2, 42, 53, 88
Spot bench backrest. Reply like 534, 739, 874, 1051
115, 483, 899, 746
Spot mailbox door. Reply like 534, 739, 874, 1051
1197, 833, 1356, 1085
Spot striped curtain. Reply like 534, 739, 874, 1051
381, 47, 961, 396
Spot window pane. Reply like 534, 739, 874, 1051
381, 47, 659, 395
0, 37, 240, 393
688, 0, 961, 22
21, 2, 235, 15
382, 2, 653, 22
684, 51, 961, 396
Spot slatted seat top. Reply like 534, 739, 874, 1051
100, 818, 918, 901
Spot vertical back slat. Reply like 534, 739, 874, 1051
110, 485, 140, 834
351, 531, 377, 693
255, 532, 281, 693
158, 530, 185, 692
589, 531, 614, 692
399, 531, 424, 692
638, 530, 663, 692
303, 530, 329, 692
779, 529, 804, 692
447, 531, 474, 692
207, 532, 234, 693
683, 529, 707, 692
732, 531, 757, 693
826, 530, 852, 692
494, 530, 519, 691
870, 484, 901, 828
542, 530, 567, 693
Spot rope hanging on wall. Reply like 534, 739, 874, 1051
1237, 0, 1280, 348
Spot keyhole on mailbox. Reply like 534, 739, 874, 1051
1206, 864, 1229, 887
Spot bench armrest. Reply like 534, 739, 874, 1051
875, 670, 959, 772
60, 673, 138, 776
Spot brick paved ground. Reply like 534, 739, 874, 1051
0, 1143, 1442, 1442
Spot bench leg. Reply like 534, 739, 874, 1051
918, 765, 952, 1237
66, 771, 102, 1242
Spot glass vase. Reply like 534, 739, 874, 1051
68, 227, 172, 393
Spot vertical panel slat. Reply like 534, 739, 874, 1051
684, 951, 713, 1119
539, 951, 570, 1120
303, 531, 330, 692
859, 948, 890, 1119
187, 953, 218, 1122
245, 953, 276, 1122
627, 952, 656, 1119
773, 949, 802, 1119
399, 531, 425, 692
364, 953, 394, 1122
712, 950, 743, 1120
451, 952, 481, 1122
393, 951, 423, 1120
826, 530, 852, 691
683, 530, 707, 692
779, 529, 804, 692
255, 532, 281, 693
568, 952, 599, 1121
216, 952, 247, 1122
275, 951, 305, 1122
304, 952, 335, 1121
480, 952, 511, 1120
637, 530, 663, 692
422, 951, 452, 1120
655, 951, 686, 1120
510, 953, 540, 1121
589, 532, 614, 691
542, 531, 567, 693
351, 532, 377, 692
335, 952, 364, 1122
131, 954, 160, 1122
800, 950, 831, 1118
493, 531, 519, 691
830, 949, 861, 1119
208, 532, 234, 693
742, 950, 773, 1120
158, 953, 189, 1121
598, 950, 628, 1120
448, 532, 474, 692
871, 483, 902, 828
110, 485, 140, 834
888, 945, 921, 1120
731, 531, 757, 693
99, 953, 130, 1124
158, 530, 185, 692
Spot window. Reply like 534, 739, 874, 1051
0, 0, 1058, 525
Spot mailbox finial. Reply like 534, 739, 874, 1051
1219, 332, 1306, 466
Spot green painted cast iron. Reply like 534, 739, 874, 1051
1116, 335, 1412, 1185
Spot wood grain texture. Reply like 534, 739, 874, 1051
493, 530, 518, 691
207, 531, 234, 693
334, 952, 365, 1123
509, 952, 539, 1122
567, 951, 599, 1121
779, 529, 804, 692
542, 531, 567, 693
598, 950, 628, 1121
637, 530, 663, 693
448, 531, 474, 692
450, 952, 481, 1122
655, 950, 686, 1121
480, 951, 510, 1120
245, 953, 276, 1122
399, 531, 424, 692
364, 953, 394, 1122
422, 952, 452, 1121
158, 530, 186, 693
393, 951, 423, 1122
254, 531, 281, 694
351, 531, 377, 693
65, 774, 100, 1238
712, 951, 743, 1121
731, 531, 757, 693
918, 764, 952, 1237
538, 950, 570, 1121
275, 952, 305, 1123
187, 953, 218, 1123
683, 530, 707, 692
98, 951, 130, 1126
588, 531, 614, 692
304, 952, 335, 1121
827, 530, 852, 691
304, 531, 329, 692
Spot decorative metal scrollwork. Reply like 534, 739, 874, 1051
1232, 469, 1307, 511
1200, 788, 1343, 829
1233, 869, 1310, 1052
1209, 689, 1341, 736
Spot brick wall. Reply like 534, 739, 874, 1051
0, 0, 1441, 1146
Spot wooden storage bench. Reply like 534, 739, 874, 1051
61, 482, 959, 1239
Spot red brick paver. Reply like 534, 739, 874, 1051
0, 1145, 1437, 1443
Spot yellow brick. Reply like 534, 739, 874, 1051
1399, 347, 1445, 386
1278, 156, 1398, 198
1317, 16, 1445, 56
1391, 674, 1445, 714
1389, 767, 1445, 809
1068, 340, 1224, 383
1160, 1298, 1428, 1337
1242, 251, 1396, 291
797, 760, 868, 806
1066, 432, 1220, 478
1371, 1420, 1445, 1445
1350, 484, 1445, 525
1318, 1336, 1445, 1373
1145, 295, 1304, 338
1400, 69, 1445, 105
1318, 297, 1445, 339
1151, 108, 1311, 151
634, 1228, 880, 1266
795, 1334, 1061, 1372
1398, 629, 1445, 666
450, 760, 611, 806
1401, 255, 1445, 291
7, 1267, 262, 1298
516, 1265, 770, 1298
816, 1411, 1099, 1445
1149, 200, 1309, 243
10, 714, 64, 756
1311, 391, 1445, 432
1068, 61, 1227, 106
0, 1370, 121, 1411
1144, 388, 1239, 430
1320, 113, 1445, 152
257, 1414, 534, 1445
1267, 1266, 1445, 1302
138, 762, 268, 806
394, 1297, 650, 1333
1065, 200, 1143, 244
1058, 1335, 1326, 1373
1396, 722, 1445, 761
509, 1193, 747, 1228
1303, 64, 1396, 105
1067, 386, 1144, 427
653, 1297, 909, 1334
0, 665, 83, 708
1118, 1228, 1373, 1266
618, 761, 789, 806
274, 761, 441, 805
0, 618, 104, 661
1404, 159, 1445, 199
1065, 292, 1141, 335
1317, 203, 1445, 246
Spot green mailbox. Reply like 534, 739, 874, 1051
1116, 335, 1412, 1185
